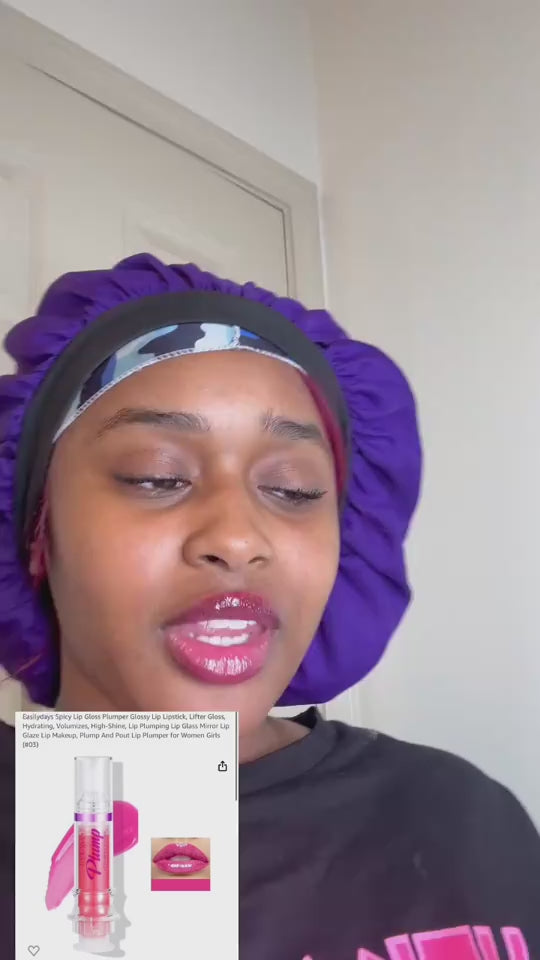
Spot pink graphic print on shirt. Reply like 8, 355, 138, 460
302, 925, 529, 960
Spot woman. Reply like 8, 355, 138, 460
0, 253, 538, 959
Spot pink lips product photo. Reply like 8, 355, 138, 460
153, 842, 210, 875
71, 757, 115, 954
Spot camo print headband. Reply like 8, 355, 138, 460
55, 321, 305, 441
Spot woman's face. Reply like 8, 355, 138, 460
46, 350, 340, 734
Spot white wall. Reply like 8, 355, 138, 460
310, 0, 540, 823
3, 0, 320, 182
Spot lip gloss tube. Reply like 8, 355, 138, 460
72, 756, 115, 954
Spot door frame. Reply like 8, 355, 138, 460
0, 2, 324, 307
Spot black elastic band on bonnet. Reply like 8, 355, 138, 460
16, 291, 350, 553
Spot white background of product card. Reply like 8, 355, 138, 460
15, 711, 238, 960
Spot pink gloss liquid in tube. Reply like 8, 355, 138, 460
72, 756, 115, 953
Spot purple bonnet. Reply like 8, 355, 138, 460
0, 253, 422, 707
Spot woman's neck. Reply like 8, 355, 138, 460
237, 715, 309, 764
55, 685, 308, 764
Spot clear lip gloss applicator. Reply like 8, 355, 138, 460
71, 756, 115, 953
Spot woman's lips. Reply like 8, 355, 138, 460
164, 593, 280, 685
153, 843, 209, 876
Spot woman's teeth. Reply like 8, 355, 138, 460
190, 619, 258, 647
199, 634, 249, 647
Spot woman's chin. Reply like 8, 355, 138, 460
120, 668, 277, 731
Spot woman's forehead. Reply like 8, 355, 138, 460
84, 350, 323, 423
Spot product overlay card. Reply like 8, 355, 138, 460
15, 711, 238, 959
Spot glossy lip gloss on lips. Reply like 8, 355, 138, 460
164, 592, 280, 684
71, 757, 115, 954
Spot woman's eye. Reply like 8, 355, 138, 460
115, 475, 191, 495
114, 476, 326, 505
260, 485, 327, 506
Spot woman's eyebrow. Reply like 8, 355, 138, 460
260, 410, 328, 449
96, 406, 327, 449
96, 407, 210, 437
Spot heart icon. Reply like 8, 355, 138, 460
27, 948, 40, 957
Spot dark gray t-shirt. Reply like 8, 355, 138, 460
2, 709, 540, 958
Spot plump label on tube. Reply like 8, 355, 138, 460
78, 826, 110, 891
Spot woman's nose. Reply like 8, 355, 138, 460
181, 490, 272, 574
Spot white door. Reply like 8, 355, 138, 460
0, 53, 294, 722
